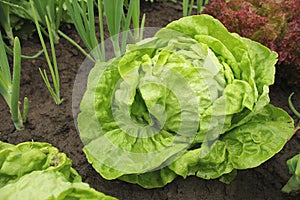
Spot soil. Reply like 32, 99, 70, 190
1, 1, 300, 200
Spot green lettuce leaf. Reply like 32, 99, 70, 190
0, 170, 116, 200
119, 167, 177, 189
0, 141, 81, 188
0, 141, 117, 199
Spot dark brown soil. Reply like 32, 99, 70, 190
1, 1, 300, 200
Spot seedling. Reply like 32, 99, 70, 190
0, 32, 28, 130
30, 0, 63, 105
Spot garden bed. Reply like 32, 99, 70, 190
0, 1, 300, 199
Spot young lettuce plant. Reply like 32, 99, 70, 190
30, 0, 63, 105
0, 32, 28, 130
282, 93, 300, 194
0, 141, 117, 199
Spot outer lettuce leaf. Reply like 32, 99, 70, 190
168, 104, 294, 180
224, 104, 293, 169
119, 167, 177, 189
237, 36, 277, 93
0, 170, 116, 200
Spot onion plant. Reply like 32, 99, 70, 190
125, 0, 146, 44
65, 0, 102, 61
30, 0, 62, 105
0, 0, 64, 44
0, 32, 28, 130
0, 0, 43, 58
65, 0, 145, 62
4, 43, 43, 60
30, 0, 64, 43
182, 0, 209, 16
0, 2, 13, 45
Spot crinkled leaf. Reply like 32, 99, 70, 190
0, 141, 81, 187
0, 141, 116, 199
119, 167, 177, 189
0, 170, 116, 200
169, 104, 294, 180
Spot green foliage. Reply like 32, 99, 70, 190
0, 0, 71, 43
30, 0, 64, 43
77, 15, 294, 188
65, 0, 103, 61
0, 2, 13, 44
282, 93, 300, 194
66, 0, 145, 62
282, 154, 300, 194
0, 141, 117, 199
30, 0, 63, 105
182, 0, 209, 16
0, 32, 28, 130
0, 0, 146, 61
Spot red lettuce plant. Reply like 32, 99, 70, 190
203, 0, 300, 69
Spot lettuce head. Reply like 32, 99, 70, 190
77, 14, 294, 188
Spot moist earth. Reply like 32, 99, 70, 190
0, 2, 300, 200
